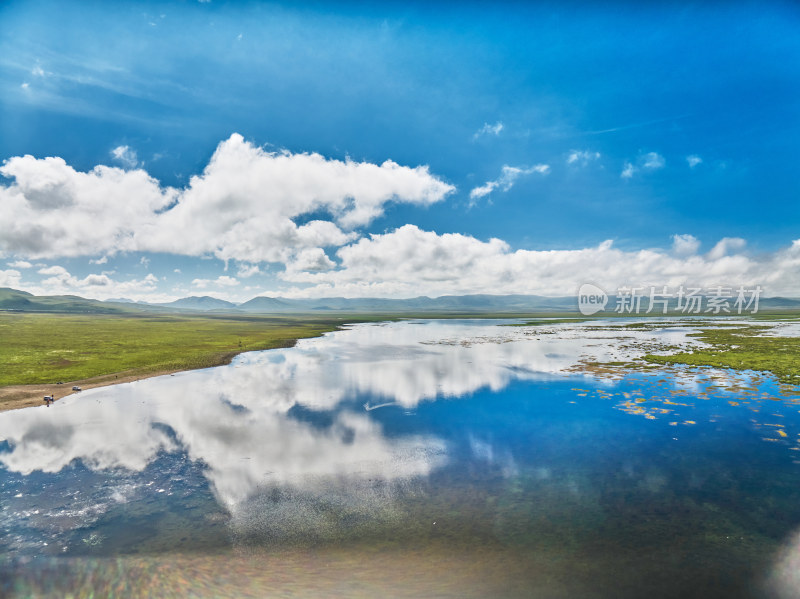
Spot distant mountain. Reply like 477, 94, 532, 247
0, 287, 140, 314
157, 296, 238, 311
237, 296, 295, 311
2, 287, 800, 316
237, 294, 578, 313
759, 297, 800, 309
0, 287, 34, 310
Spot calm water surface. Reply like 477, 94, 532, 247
2, 318, 800, 598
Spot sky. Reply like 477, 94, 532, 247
1, 0, 799, 302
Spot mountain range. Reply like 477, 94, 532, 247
2, 287, 800, 315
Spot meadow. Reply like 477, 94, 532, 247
644, 318, 800, 385
3, 310, 800, 404
0, 312, 356, 387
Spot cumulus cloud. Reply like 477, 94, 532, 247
0, 269, 22, 288
139, 135, 453, 263
192, 275, 240, 289
473, 121, 504, 139
621, 162, 635, 179
35, 265, 111, 289
19, 265, 161, 300
89, 256, 108, 265
285, 248, 336, 274
469, 164, 549, 202
621, 152, 665, 178
642, 152, 665, 170
110, 145, 139, 169
83, 274, 112, 286
0, 134, 454, 264
7, 260, 32, 269
686, 154, 702, 168
37, 265, 71, 277
672, 234, 701, 256
279, 225, 800, 298
567, 150, 601, 165
236, 263, 261, 278
0, 154, 176, 258
707, 237, 746, 260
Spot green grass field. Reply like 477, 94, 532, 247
4, 310, 800, 391
644, 323, 800, 385
0, 313, 356, 386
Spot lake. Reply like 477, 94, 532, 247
2, 318, 800, 598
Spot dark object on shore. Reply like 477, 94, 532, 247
72, 386, 81, 391
43, 396, 54, 406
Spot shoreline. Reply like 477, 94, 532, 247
0, 331, 332, 413
0, 317, 362, 414
4, 317, 797, 414
0, 367, 194, 413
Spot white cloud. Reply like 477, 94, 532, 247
110, 145, 139, 169
83, 274, 112, 286
36, 265, 114, 291
0, 265, 175, 302
89, 256, 108, 265
0, 269, 22, 288
0, 155, 176, 258
672, 234, 701, 256
10, 227, 800, 301
469, 164, 549, 202
7, 260, 32, 269
236, 263, 261, 278
566, 150, 601, 165
279, 225, 800, 298
621, 162, 635, 179
192, 275, 240, 289
139, 256, 150, 268
37, 265, 70, 277
473, 121, 504, 139
621, 152, 665, 178
20, 82, 29, 90
687, 155, 703, 168
286, 248, 336, 274
707, 237, 746, 260
216, 275, 239, 287
24, 265, 161, 300
0, 134, 454, 265
31, 65, 45, 77
140, 134, 453, 262
642, 152, 665, 170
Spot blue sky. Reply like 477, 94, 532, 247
1, 1, 799, 301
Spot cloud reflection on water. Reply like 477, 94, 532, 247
0, 319, 702, 515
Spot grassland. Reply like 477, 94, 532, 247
0, 312, 360, 388
4, 310, 800, 412
644, 321, 800, 385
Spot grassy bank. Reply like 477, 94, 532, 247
0, 312, 358, 387
644, 323, 800, 385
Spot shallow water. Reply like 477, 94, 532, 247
2, 318, 800, 598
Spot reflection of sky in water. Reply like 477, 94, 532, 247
760, 321, 800, 337
2, 318, 800, 598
